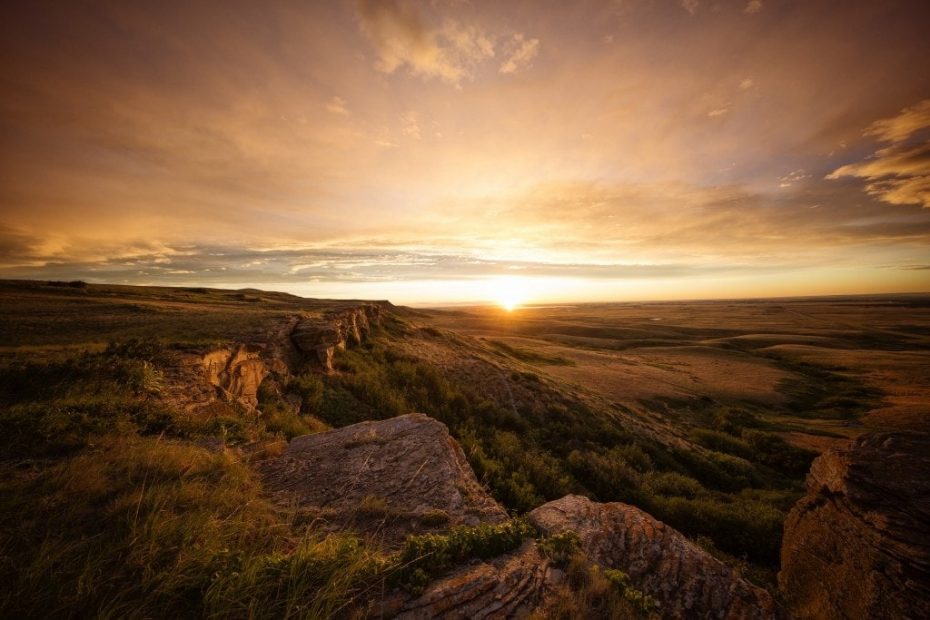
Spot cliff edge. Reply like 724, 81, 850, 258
779, 430, 930, 619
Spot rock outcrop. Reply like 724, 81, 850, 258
162, 304, 382, 412
529, 495, 775, 620
291, 303, 383, 370
164, 344, 272, 413
261, 413, 507, 543
201, 345, 268, 408
779, 431, 930, 619
261, 413, 782, 619
385, 541, 555, 619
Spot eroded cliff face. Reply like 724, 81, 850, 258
164, 345, 274, 413
779, 431, 930, 620
291, 304, 382, 371
201, 346, 269, 409
163, 304, 382, 413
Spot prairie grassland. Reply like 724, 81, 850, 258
2, 281, 927, 616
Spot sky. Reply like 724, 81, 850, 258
1, 0, 929, 305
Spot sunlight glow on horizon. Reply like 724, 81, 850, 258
489, 276, 532, 311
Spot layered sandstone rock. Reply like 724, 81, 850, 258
386, 541, 555, 619
529, 495, 775, 620
291, 303, 383, 370
779, 431, 930, 619
163, 344, 270, 412
201, 345, 268, 408
261, 413, 507, 543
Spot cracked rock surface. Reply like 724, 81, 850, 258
261, 413, 508, 543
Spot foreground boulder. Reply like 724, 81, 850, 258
779, 431, 930, 619
529, 495, 775, 620
262, 413, 507, 543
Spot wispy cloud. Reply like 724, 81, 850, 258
779, 169, 810, 188
325, 96, 350, 116
499, 34, 540, 75
864, 99, 930, 143
680, 0, 700, 16
354, 0, 493, 85
745, 1, 763, 15
401, 111, 421, 138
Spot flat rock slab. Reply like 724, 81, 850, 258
529, 495, 775, 620
262, 413, 507, 543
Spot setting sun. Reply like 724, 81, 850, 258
489, 276, 531, 311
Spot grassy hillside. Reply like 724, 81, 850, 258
4, 281, 922, 616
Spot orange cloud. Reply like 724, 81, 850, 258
354, 0, 493, 85
829, 100, 930, 208
499, 34, 540, 75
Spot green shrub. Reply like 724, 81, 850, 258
289, 371, 324, 414
567, 449, 644, 505
691, 428, 753, 460
709, 406, 761, 435
651, 495, 784, 564
539, 530, 580, 565
642, 471, 704, 499
603, 568, 657, 615
396, 519, 536, 593
545, 554, 655, 619
742, 430, 817, 477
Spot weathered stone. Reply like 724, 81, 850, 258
261, 413, 508, 543
529, 495, 775, 620
204, 345, 268, 408
164, 344, 269, 412
779, 431, 930, 620
389, 541, 555, 619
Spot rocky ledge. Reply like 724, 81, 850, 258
163, 304, 382, 414
779, 430, 930, 619
291, 303, 383, 370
